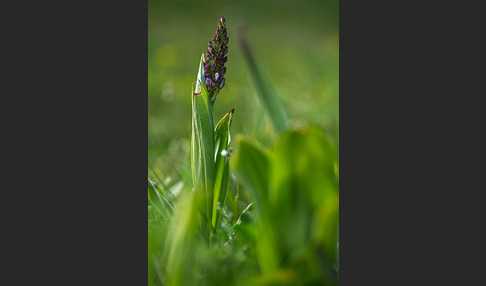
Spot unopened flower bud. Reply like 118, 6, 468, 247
220, 47, 228, 56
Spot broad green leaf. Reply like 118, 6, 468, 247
233, 137, 271, 213
211, 109, 234, 231
148, 178, 174, 220
233, 137, 281, 272
269, 126, 339, 267
191, 54, 215, 233
270, 126, 337, 210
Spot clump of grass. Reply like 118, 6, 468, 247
148, 17, 339, 286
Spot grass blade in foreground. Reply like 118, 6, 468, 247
164, 192, 205, 286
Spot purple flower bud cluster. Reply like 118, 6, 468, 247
204, 17, 229, 100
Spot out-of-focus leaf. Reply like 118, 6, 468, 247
233, 137, 281, 273
148, 205, 158, 221
269, 126, 339, 271
233, 137, 271, 213
212, 109, 234, 231
191, 54, 215, 233
164, 192, 204, 286
237, 26, 290, 134
225, 175, 236, 216
241, 268, 299, 286
270, 126, 337, 209
314, 196, 339, 280
148, 178, 174, 220
148, 219, 169, 286
170, 181, 184, 197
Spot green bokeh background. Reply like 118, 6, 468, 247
148, 0, 339, 180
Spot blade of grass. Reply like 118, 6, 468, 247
148, 178, 174, 220
237, 25, 290, 134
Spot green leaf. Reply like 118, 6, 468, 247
212, 109, 234, 231
148, 178, 174, 220
233, 137, 271, 213
233, 137, 281, 273
270, 126, 337, 210
313, 196, 339, 273
191, 53, 215, 232
269, 126, 339, 266
237, 27, 290, 134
